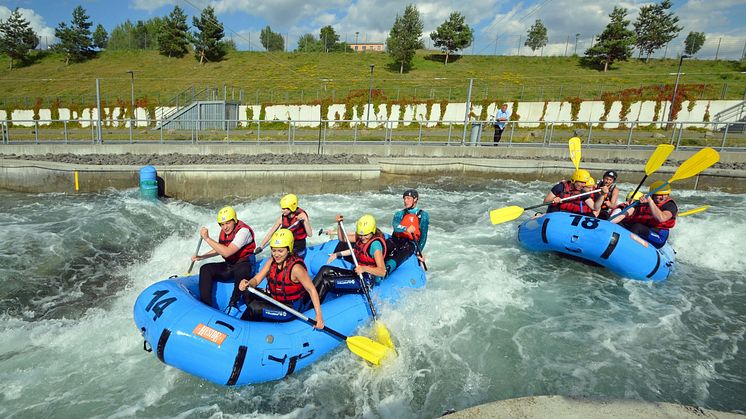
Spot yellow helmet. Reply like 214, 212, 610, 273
649, 181, 671, 195
570, 169, 591, 183
270, 228, 294, 253
626, 191, 643, 201
586, 177, 596, 187
217, 206, 237, 224
280, 194, 298, 212
356, 214, 377, 236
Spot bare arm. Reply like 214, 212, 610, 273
238, 261, 272, 291
200, 227, 240, 259
293, 265, 323, 329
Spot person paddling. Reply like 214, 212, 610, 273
387, 189, 429, 273
255, 194, 312, 257
610, 181, 678, 248
596, 170, 620, 219
544, 169, 606, 216
238, 229, 324, 327
192, 206, 256, 308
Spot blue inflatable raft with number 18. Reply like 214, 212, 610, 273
133, 240, 426, 386
517, 212, 675, 282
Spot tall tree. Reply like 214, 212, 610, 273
92, 24, 108, 49
386, 4, 424, 73
297, 33, 322, 52
54, 5, 94, 65
684, 31, 706, 56
260, 25, 284, 51
633, 0, 681, 62
191, 6, 226, 64
0, 8, 39, 70
585, 6, 636, 72
159, 5, 190, 58
524, 19, 548, 53
319, 25, 339, 52
429, 12, 473, 65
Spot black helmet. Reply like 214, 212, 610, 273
603, 170, 618, 180
403, 189, 419, 199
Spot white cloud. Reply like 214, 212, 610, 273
0, 6, 56, 43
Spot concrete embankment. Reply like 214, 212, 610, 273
445, 395, 744, 418
1, 144, 745, 200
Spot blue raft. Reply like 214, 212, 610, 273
517, 212, 675, 282
133, 240, 426, 386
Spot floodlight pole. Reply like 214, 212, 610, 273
366, 64, 374, 128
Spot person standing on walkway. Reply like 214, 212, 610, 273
492, 104, 511, 145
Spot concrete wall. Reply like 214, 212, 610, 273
6, 100, 741, 129
2, 145, 745, 199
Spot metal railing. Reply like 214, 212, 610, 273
713, 100, 746, 123
1, 118, 744, 151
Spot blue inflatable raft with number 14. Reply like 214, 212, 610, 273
517, 212, 675, 282
133, 240, 426, 386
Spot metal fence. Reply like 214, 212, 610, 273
1, 118, 744, 151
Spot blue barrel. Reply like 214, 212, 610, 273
139, 165, 158, 199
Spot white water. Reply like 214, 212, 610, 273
1, 179, 744, 417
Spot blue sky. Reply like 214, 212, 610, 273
2, 0, 745, 59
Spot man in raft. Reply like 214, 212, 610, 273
610, 181, 678, 249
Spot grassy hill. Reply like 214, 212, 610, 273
0, 49, 744, 109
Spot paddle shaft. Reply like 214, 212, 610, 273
186, 237, 203, 274
527, 188, 601, 211
246, 287, 347, 341
339, 221, 380, 320
411, 239, 428, 271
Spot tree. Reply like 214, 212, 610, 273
54, 6, 94, 65
633, 0, 682, 62
191, 6, 226, 64
319, 25, 339, 52
159, 5, 190, 58
585, 7, 636, 72
386, 4, 424, 73
524, 19, 548, 53
0, 8, 38, 70
684, 31, 706, 56
297, 33, 322, 52
429, 12, 473, 65
260, 26, 284, 51
92, 24, 108, 49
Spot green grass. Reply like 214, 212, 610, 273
0, 49, 744, 108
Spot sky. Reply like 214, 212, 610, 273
1, 0, 745, 60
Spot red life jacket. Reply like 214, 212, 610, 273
626, 197, 677, 230
219, 220, 256, 264
393, 209, 422, 241
282, 208, 308, 241
267, 254, 306, 303
354, 235, 387, 267
552, 182, 594, 215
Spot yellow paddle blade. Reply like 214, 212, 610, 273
489, 206, 525, 225
346, 335, 393, 366
670, 147, 720, 183
644, 144, 675, 175
679, 205, 710, 217
374, 321, 395, 350
568, 137, 582, 170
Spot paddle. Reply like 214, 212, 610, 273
245, 287, 391, 365
338, 220, 395, 350
609, 147, 720, 222
490, 188, 601, 225
411, 239, 428, 271
569, 137, 582, 170
678, 205, 710, 217
629, 144, 675, 200
186, 237, 203, 275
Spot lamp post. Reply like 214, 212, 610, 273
366, 64, 374, 128
574, 33, 580, 55
126, 70, 135, 125
667, 54, 690, 125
